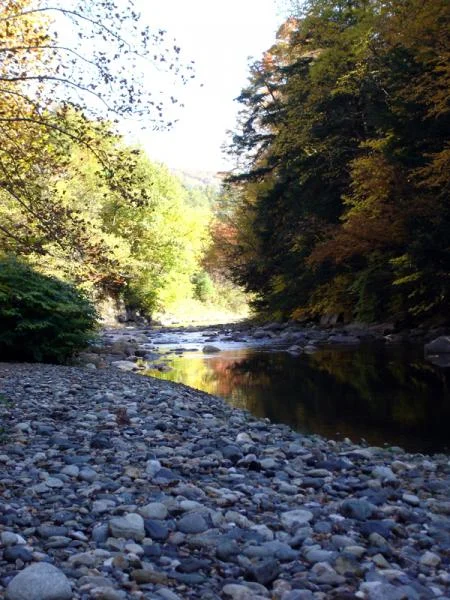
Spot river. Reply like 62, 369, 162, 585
143, 329, 450, 454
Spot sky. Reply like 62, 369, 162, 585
129, 0, 285, 173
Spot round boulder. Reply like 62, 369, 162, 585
6, 562, 72, 600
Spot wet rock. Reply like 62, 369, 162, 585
202, 345, 221, 353
424, 336, 450, 354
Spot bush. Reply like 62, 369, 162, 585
192, 271, 215, 303
0, 258, 98, 363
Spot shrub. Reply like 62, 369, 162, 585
0, 257, 98, 363
192, 271, 215, 303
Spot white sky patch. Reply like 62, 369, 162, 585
124, 0, 284, 173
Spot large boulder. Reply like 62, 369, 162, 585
6, 562, 72, 600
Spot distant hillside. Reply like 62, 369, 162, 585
171, 168, 226, 189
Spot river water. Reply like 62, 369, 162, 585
144, 332, 450, 454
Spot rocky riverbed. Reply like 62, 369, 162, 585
76, 322, 450, 373
0, 362, 449, 600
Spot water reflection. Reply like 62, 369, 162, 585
145, 345, 450, 453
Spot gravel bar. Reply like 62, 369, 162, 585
0, 362, 449, 600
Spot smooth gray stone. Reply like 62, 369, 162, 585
143, 519, 169, 541
280, 509, 314, 530
92, 524, 109, 544
340, 499, 375, 520
109, 513, 145, 541
139, 502, 168, 520
4, 546, 33, 563
245, 557, 280, 585
177, 513, 208, 534
202, 345, 221, 353
6, 562, 72, 600
216, 538, 239, 562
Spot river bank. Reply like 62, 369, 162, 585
75, 323, 450, 454
80, 320, 450, 372
0, 362, 449, 600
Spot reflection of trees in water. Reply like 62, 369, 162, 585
222, 347, 450, 451
147, 347, 450, 452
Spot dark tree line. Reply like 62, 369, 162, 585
225, 0, 449, 324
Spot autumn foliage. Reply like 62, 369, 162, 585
226, 0, 450, 324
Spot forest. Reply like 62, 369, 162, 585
0, 0, 449, 364
222, 0, 449, 325
0, 0, 246, 345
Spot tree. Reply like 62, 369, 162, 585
309, 0, 450, 321
0, 0, 191, 122
226, 0, 449, 323
0, 0, 193, 272
227, 0, 379, 317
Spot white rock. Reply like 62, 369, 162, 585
224, 510, 254, 528
89, 587, 127, 600
111, 360, 137, 371
93, 500, 116, 514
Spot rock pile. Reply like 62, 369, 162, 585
0, 363, 449, 599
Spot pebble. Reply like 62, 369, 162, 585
280, 509, 314, 529
177, 513, 208, 534
420, 550, 441, 567
340, 498, 375, 520
109, 514, 145, 541
0, 360, 448, 600
138, 502, 168, 520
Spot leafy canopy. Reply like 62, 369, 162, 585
225, 0, 450, 324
